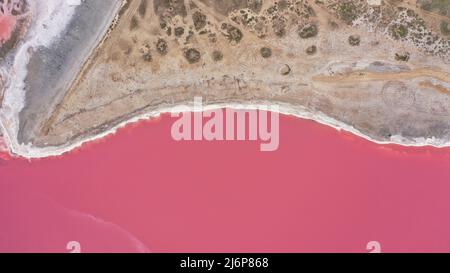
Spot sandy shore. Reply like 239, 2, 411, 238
0, 0, 449, 159
2, 100, 450, 159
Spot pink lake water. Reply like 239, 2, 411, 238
0, 11, 18, 45
0, 15, 15, 43
1, 112, 450, 253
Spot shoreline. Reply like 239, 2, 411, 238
2, 102, 450, 160
0, 1, 449, 159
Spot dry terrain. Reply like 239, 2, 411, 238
3, 0, 450, 153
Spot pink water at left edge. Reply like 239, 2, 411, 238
1, 112, 450, 253
0, 15, 16, 43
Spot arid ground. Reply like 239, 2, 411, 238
1, 0, 450, 156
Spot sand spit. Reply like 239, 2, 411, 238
17, 0, 123, 145
0, 0, 123, 158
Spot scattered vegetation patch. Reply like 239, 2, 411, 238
306, 45, 317, 55
142, 53, 152, 62
212, 50, 223, 62
390, 24, 409, 40
420, 0, 450, 17
395, 52, 410, 62
138, 0, 147, 18
184, 48, 201, 64
260, 47, 272, 58
156, 39, 168, 55
348, 35, 361, 46
130, 16, 139, 30
192, 11, 207, 30
337, 2, 360, 25
221, 23, 244, 44
229, 0, 317, 39
440, 21, 450, 35
174, 27, 185, 37
298, 24, 318, 39
272, 17, 287, 37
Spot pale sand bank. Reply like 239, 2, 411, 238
0, 0, 123, 157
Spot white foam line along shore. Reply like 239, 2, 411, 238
0, 1, 449, 159
2, 100, 450, 159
